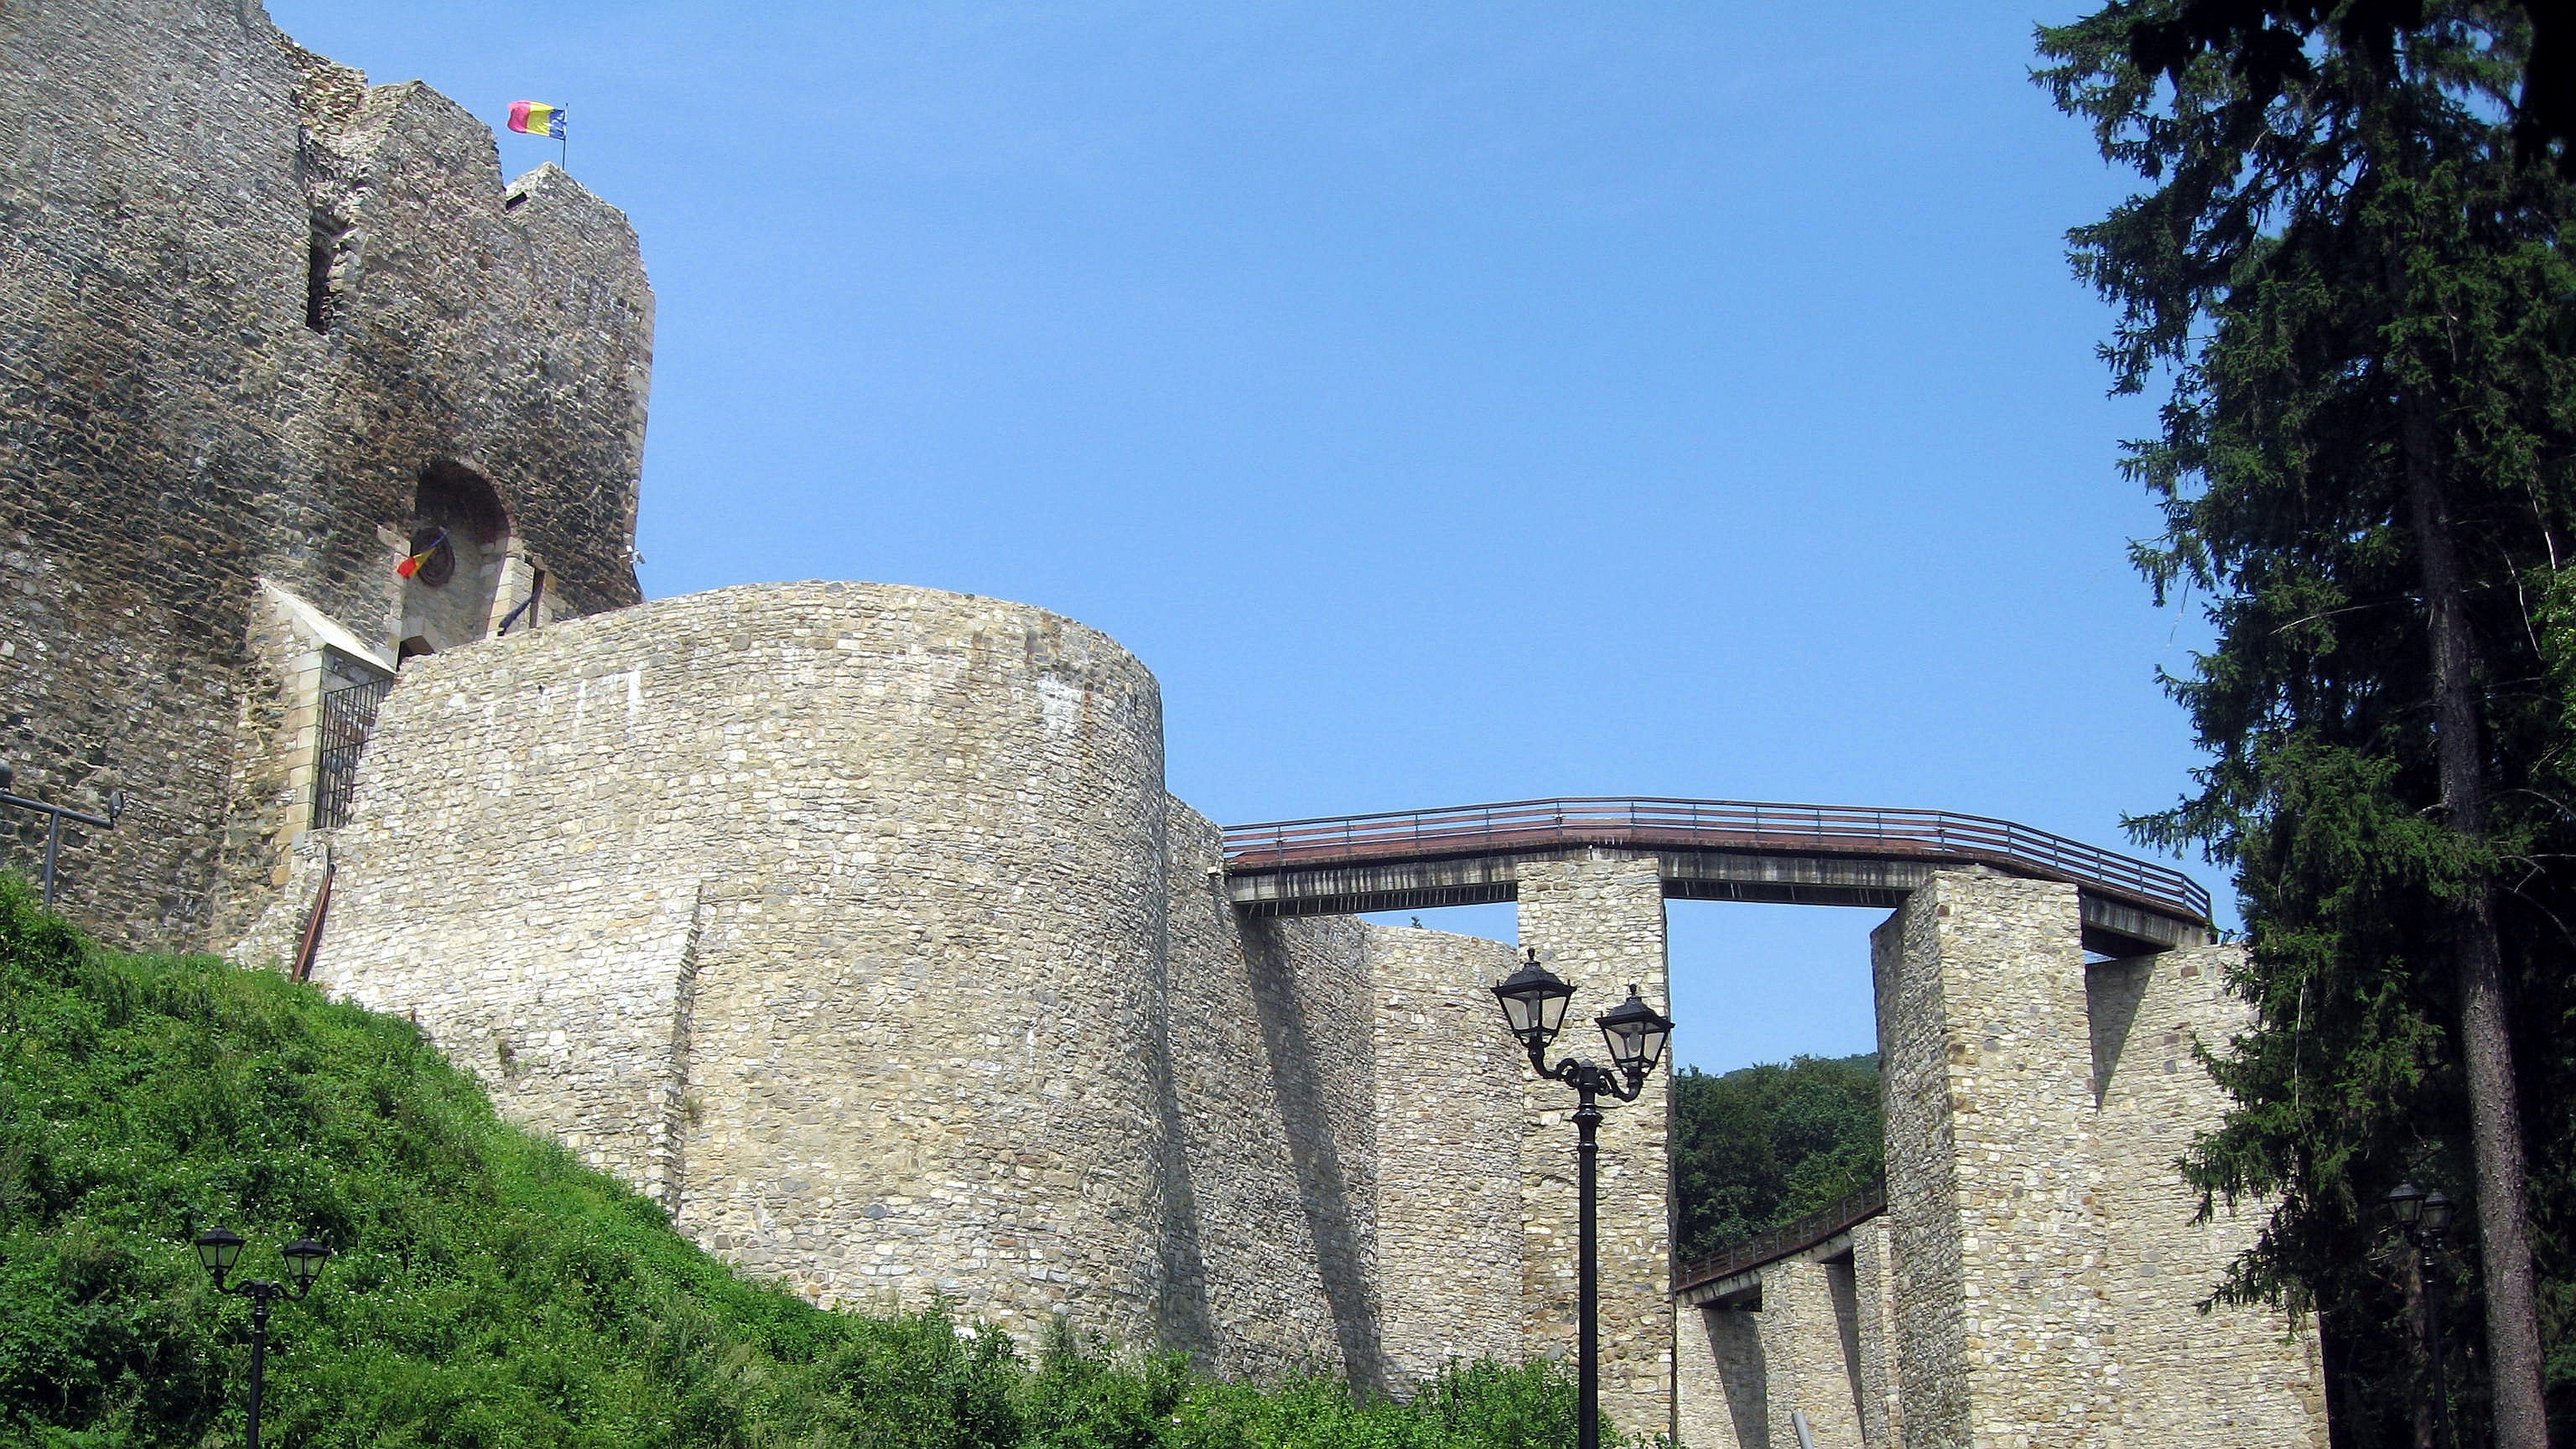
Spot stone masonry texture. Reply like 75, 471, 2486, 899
2086, 945, 2328, 1446
1877, 870, 2116, 1447
17, 7, 2333, 1432
1514, 852, 1674, 1439
1755, 1255, 1864, 1449
1159, 804, 1359, 1377
1849, 1215, 1900, 1447
1676, 1298, 1755, 1449
1, 0, 650, 951
312, 580, 1541, 1382
319, 583, 1186, 1350
1871, 871, 2323, 1447
1367, 923, 1527, 1386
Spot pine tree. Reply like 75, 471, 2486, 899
2038, 3, 2576, 1442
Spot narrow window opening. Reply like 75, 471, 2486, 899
504, 191, 528, 210
305, 209, 352, 332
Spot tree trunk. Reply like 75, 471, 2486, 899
2401, 393, 2553, 1449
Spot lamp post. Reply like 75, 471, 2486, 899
2384, 1182, 2457, 1449
1491, 948, 1673, 1449
0, 761, 127, 908
194, 1228, 332, 1449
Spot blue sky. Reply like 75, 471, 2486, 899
270, 0, 2209, 1073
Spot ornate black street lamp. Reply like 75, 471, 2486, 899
195, 1228, 332, 1449
1492, 949, 1672, 1449
2385, 1182, 2457, 1449
0, 760, 127, 908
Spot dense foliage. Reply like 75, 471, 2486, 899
0, 877, 1614, 1449
1669, 1054, 1881, 1265
2038, 2, 2576, 1441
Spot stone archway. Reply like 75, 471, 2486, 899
399, 459, 513, 656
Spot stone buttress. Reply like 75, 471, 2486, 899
1871, 869, 2323, 1448
1515, 853, 1674, 1437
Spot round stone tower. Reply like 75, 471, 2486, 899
317, 581, 1176, 1338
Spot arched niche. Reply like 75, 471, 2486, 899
400, 460, 512, 656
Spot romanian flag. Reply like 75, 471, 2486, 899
396, 528, 448, 580
508, 101, 565, 139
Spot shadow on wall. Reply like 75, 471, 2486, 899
1153, 970, 1223, 1363
401, 460, 511, 658
2085, 958, 2150, 1108
1245, 920, 1388, 1394
1707, 1307, 1767, 1449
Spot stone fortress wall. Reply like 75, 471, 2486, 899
307, 579, 1549, 1384
3, 6, 2329, 1443
1673, 877, 2327, 1448
307, 574, 2329, 1444
1, 0, 651, 951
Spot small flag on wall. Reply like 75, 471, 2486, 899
396, 528, 448, 580
507, 101, 566, 139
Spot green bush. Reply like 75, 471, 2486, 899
0, 878, 1629, 1449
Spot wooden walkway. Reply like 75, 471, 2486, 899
1220, 796, 2211, 956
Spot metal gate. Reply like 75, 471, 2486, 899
312, 675, 394, 829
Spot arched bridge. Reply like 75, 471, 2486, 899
1219, 796, 2213, 957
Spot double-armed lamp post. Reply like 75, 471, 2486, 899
194, 1228, 332, 1449
2385, 1182, 2458, 1449
1490, 949, 1673, 1449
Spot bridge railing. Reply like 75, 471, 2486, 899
1218, 796, 2210, 925
1670, 1181, 1889, 1297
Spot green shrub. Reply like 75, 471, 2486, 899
0, 878, 1636, 1449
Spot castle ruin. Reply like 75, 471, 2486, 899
2, 6, 2328, 1444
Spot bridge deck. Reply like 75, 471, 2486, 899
1219, 797, 2211, 957
1673, 1183, 1889, 1306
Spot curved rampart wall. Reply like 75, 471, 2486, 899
324, 582, 1166, 1336
319, 582, 1380, 1368
1159, 804, 1373, 1377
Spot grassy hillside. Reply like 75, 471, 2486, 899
0, 879, 1594, 1449
1669, 1053, 1883, 1263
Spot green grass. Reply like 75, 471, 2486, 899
0, 877, 1607, 1449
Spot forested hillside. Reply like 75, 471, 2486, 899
1669, 1054, 1883, 1264
0, 879, 1594, 1449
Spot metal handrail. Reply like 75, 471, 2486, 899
1218, 795, 2210, 925
1670, 1181, 1889, 1295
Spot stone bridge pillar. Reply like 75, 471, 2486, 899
1872, 868, 2324, 1448
1517, 852, 1672, 1440
1756, 1255, 1867, 1448
1874, 869, 2115, 1447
